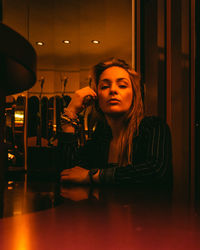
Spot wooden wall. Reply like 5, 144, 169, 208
137, 0, 196, 201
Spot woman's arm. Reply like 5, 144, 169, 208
59, 133, 101, 183
59, 117, 172, 185
99, 117, 173, 184
58, 86, 97, 170
60, 166, 100, 184
57, 132, 79, 171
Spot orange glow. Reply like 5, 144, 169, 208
36, 41, 44, 46
91, 40, 100, 44
14, 110, 24, 125
62, 40, 70, 44
14, 220, 29, 250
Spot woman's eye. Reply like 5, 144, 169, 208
119, 85, 127, 88
101, 85, 109, 90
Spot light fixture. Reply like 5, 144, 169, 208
91, 40, 100, 44
62, 40, 70, 44
36, 41, 44, 46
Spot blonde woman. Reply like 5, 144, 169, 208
59, 58, 172, 185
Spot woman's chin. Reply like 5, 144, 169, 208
105, 110, 126, 118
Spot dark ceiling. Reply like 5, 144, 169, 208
3, 0, 132, 71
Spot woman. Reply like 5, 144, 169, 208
59, 58, 172, 185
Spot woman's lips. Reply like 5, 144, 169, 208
107, 99, 120, 104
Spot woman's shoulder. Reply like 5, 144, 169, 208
139, 116, 170, 132
92, 121, 112, 140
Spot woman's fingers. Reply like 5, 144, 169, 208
60, 169, 71, 176
81, 87, 97, 108
67, 86, 97, 114
60, 167, 90, 184
76, 87, 97, 99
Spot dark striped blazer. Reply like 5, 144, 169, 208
58, 116, 173, 185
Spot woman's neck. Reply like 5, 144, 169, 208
105, 115, 124, 142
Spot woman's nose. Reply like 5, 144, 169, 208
109, 83, 118, 94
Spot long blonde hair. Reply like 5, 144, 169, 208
90, 58, 144, 166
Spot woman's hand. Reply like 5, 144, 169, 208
60, 186, 90, 201
67, 86, 97, 115
60, 166, 90, 184
60, 186, 100, 201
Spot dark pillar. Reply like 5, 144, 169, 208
0, 0, 2, 22
0, 93, 7, 184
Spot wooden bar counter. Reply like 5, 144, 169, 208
0, 174, 200, 250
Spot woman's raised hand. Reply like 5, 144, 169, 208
67, 86, 97, 115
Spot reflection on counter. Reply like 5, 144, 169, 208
1, 174, 61, 218
1, 175, 200, 250
1, 172, 174, 219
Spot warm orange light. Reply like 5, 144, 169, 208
15, 113, 24, 120
36, 41, 44, 46
91, 40, 100, 44
15, 221, 29, 250
14, 111, 24, 125
62, 40, 70, 44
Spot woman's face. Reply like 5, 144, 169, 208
97, 66, 133, 117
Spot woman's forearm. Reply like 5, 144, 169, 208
61, 123, 75, 133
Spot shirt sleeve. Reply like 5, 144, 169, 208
57, 132, 79, 171
58, 131, 101, 171
99, 117, 173, 184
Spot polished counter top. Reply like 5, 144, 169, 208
0, 173, 200, 250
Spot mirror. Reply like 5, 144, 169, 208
3, 0, 133, 171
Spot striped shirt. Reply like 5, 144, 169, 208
58, 116, 173, 185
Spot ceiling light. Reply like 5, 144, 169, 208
63, 40, 70, 44
36, 41, 44, 46
91, 40, 100, 44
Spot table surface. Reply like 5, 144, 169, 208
0, 173, 200, 250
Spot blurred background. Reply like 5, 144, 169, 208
1, 0, 199, 204
2, 0, 133, 172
